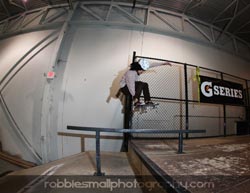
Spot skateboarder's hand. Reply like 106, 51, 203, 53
133, 97, 139, 103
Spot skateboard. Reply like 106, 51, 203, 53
133, 103, 159, 114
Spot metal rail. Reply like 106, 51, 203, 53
67, 126, 205, 176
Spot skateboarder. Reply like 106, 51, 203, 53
120, 58, 172, 106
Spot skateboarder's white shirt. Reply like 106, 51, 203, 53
119, 62, 163, 97
120, 70, 138, 96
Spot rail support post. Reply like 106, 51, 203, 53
94, 131, 105, 176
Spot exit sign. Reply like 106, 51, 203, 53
46, 71, 55, 79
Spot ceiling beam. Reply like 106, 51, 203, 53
80, 5, 104, 21
9, 0, 25, 10
184, 0, 207, 13
233, 20, 250, 34
21, 0, 28, 11
67, 0, 73, 10
0, 0, 10, 16
148, 0, 154, 6
236, 30, 250, 34
212, 0, 238, 24
183, 0, 194, 13
216, 2, 250, 42
47, 0, 53, 5
132, 0, 136, 9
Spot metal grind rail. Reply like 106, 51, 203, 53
67, 126, 205, 176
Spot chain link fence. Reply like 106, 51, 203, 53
130, 53, 250, 138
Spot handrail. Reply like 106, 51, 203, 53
67, 126, 206, 176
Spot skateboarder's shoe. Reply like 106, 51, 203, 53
145, 101, 155, 105
134, 101, 143, 106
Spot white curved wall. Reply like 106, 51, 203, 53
0, 30, 58, 162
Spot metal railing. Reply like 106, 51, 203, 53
67, 126, 205, 176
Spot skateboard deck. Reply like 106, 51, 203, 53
133, 103, 159, 114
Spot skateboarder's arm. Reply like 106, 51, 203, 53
149, 61, 172, 68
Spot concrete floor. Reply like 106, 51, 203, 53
0, 152, 152, 193
131, 135, 250, 193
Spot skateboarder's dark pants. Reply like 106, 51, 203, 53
121, 81, 151, 101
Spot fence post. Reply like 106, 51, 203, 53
184, 64, 189, 138
221, 73, 227, 136
245, 80, 250, 121
178, 131, 183, 154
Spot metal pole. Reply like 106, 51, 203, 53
123, 51, 136, 129
94, 131, 104, 176
178, 131, 183, 154
221, 73, 227, 136
122, 52, 136, 151
223, 104, 226, 136
124, 94, 132, 129
184, 64, 189, 138
245, 80, 250, 121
